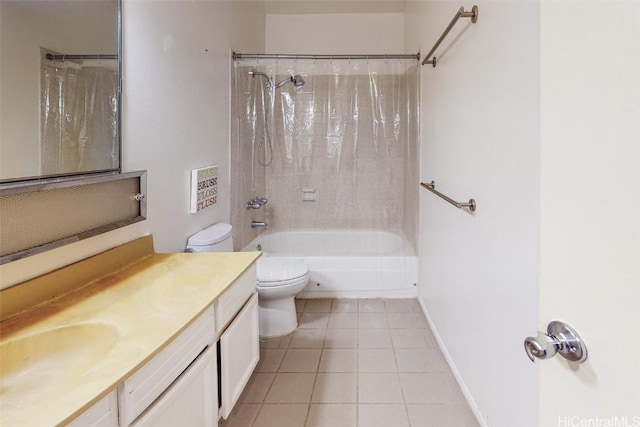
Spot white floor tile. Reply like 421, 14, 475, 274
388, 312, 423, 329
358, 299, 386, 312
295, 298, 306, 313
252, 404, 308, 427
331, 299, 358, 313
255, 349, 285, 372
305, 299, 333, 312
299, 312, 330, 329
290, 328, 326, 348
264, 372, 316, 403
219, 403, 260, 427
399, 372, 460, 404
260, 333, 292, 349
358, 328, 392, 348
358, 373, 404, 403
395, 348, 450, 372
390, 328, 428, 349
307, 404, 357, 427
406, 404, 465, 427
312, 373, 357, 403
384, 299, 416, 313
327, 312, 358, 328
324, 328, 358, 348
358, 349, 397, 372
358, 313, 388, 329
358, 404, 409, 427
240, 373, 275, 403
414, 311, 429, 328
280, 349, 321, 372
422, 328, 439, 348
319, 349, 358, 372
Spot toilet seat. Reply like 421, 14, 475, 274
257, 258, 309, 287
257, 274, 310, 288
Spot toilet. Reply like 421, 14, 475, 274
186, 223, 309, 338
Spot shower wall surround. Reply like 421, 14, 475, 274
231, 59, 419, 251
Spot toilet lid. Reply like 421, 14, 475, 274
257, 258, 309, 283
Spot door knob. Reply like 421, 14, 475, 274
524, 320, 588, 363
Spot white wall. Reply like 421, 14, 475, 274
121, 0, 264, 252
539, 1, 640, 423
0, 1, 117, 179
266, 13, 404, 53
405, 2, 540, 426
0, 1, 265, 289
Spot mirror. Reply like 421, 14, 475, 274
0, 0, 120, 182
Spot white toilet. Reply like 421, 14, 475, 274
186, 223, 309, 338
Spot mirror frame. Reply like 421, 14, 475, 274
0, 0, 122, 185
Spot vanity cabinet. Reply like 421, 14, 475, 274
65, 274, 259, 427
0, 242, 262, 427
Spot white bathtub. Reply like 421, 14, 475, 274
243, 230, 418, 298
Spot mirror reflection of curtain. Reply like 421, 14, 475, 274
41, 60, 118, 175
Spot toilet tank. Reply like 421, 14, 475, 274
186, 223, 233, 252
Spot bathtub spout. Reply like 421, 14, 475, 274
251, 221, 267, 228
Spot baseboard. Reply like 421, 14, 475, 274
297, 288, 418, 299
417, 297, 489, 427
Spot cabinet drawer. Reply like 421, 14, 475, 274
118, 305, 215, 427
67, 391, 118, 427
216, 264, 256, 335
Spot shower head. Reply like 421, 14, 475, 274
250, 70, 305, 90
274, 74, 306, 89
292, 75, 305, 87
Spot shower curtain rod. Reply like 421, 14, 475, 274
233, 52, 420, 61
46, 53, 117, 61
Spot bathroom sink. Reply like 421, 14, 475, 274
0, 323, 119, 407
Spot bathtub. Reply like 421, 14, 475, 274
243, 230, 418, 298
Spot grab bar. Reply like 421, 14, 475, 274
420, 181, 476, 212
422, 5, 479, 67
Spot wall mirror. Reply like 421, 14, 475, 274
0, 0, 121, 182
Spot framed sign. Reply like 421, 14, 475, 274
191, 165, 218, 213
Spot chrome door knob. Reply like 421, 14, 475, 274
524, 334, 558, 362
524, 321, 588, 364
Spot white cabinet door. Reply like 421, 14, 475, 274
131, 345, 217, 427
67, 391, 118, 427
219, 292, 260, 419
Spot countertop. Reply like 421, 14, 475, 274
0, 240, 260, 427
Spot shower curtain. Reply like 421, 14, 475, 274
231, 57, 419, 249
40, 58, 118, 175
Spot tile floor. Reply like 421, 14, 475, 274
220, 298, 481, 427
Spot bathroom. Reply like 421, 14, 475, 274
0, 1, 638, 427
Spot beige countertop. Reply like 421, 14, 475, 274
0, 238, 260, 427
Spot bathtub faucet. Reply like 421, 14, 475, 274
251, 221, 267, 228
246, 197, 268, 210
